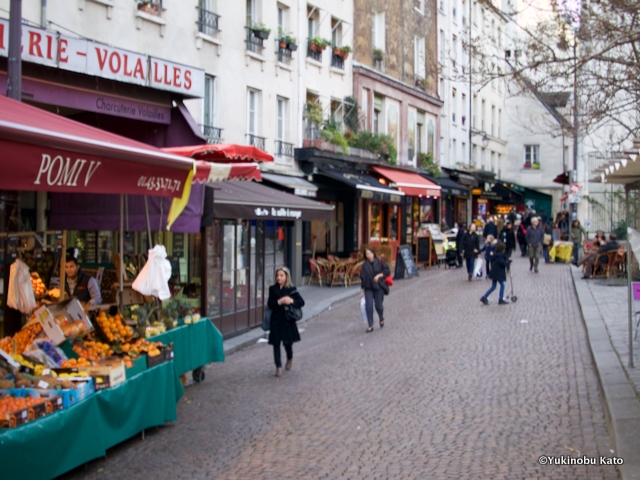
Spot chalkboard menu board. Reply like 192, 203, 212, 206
416, 237, 431, 263
173, 233, 185, 258
394, 245, 419, 280
84, 232, 97, 263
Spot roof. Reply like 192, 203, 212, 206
318, 166, 403, 196
261, 173, 318, 197
422, 174, 470, 196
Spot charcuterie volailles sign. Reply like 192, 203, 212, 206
0, 18, 205, 98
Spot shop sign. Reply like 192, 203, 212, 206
389, 194, 402, 203
480, 192, 504, 201
426, 189, 441, 197
294, 188, 317, 197
254, 207, 303, 219
0, 19, 205, 98
360, 190, 374, 199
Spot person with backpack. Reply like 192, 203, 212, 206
267, 267, 305, 377
480, 242, 512, 305
360, 247, 391, 333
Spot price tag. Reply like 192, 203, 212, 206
37, 380, 50, 389
42, 369, 51, 376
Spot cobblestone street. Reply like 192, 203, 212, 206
61, 257, 619, 480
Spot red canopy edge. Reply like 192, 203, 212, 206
0, 96, 195, 198
163, 144, 274, 163
193, 161, 262, 183
371, 165, 442, 198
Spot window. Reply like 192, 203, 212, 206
497, 153, 502, 177
438, 77, 444, 98
524, 145, 540, 168
451, 88, 457, 123
481, 148, 486, 169
201, 75, 221, 143
472, 94, 477, 128
246, 0, 257, 26
372, 11, 386, 51
439, 29, 445, 64
305, 91, 320, 139
414, 36, 426, 78
452, 139, 457, 161
361, 88, 369, 131
276, 97, 287, 141
373, 94, 384, 134
490, 151, 495, 172
498, 109, 502, 138
497, 27, 502, 48
278, 4, 287, 32
491, 105, 495, 136
481, 99, 485, 131
452, 0, 457, 19
331, 17, 345, 69
451, 34, 458, 70
308, 5, 318, 38
198, 0, 220, 35
417, 111, 425, 154
247, 89, 261, 142
461, 93, 466, 125
472, 145, 477, 166
415, 0, 424, 14
462, 142, 466, 162
439, 0, 444, 12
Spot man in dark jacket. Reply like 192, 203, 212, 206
581, 233, 619, 278
525, 217, 544, 273
462, 224, 480, 281
483, 216, 498, 241
499, 221, 516, 258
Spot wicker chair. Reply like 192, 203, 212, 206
308, 258, 324, 287
347, 261, 364, 286
591, 252, 612, 279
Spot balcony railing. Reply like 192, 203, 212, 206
245, 27, 265, 54
275, 140, 294, 157
277, 47, 292, 65
197, 7, 220, 36
200, 125, 223, 144
331, 53, 344, 70
307, 41, 323, 62
246, 133, 266, 150
304, 125, 321, 140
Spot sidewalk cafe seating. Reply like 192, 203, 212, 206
347, 260, 364, 286
308, 258, 325, 287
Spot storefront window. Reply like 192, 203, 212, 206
389, 205, 399, 241
222, 220, 235, 316
236, 221, 249, 313
265, 221, 276, 288
370, 203, 381, 242
405, 197, 413, 244
205, 223, 221, 318
419, 198, 435, 223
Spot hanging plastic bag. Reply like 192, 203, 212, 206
7, 259, 37, 314
473, 257, 484, 278
132, 245, 172, 300
360, 297, 368, 324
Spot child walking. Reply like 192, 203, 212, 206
480, 242, 511, 305
479, 234, 497, 280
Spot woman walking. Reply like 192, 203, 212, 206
480, 242, 512, 305
462, 223, 480, 281
570, 219, 587, 264
267, 267, 305, 377
360, 247, 391, 333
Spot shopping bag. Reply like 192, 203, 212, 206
132, 245, 172, 300
8, 259, 36, 314
360, 297, 368, 324
473, 258, 483, 278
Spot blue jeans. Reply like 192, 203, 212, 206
466, 257, 475, 276
483, 280, 505, 301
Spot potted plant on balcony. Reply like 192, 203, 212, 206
334, 45, 353, 60
532, 162, 541, 169
251, 23, 271, 40
373, 48, 384, 62
137, 0, 160, 15
309, 37, 330, 52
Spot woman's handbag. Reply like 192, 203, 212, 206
378, 277, 390, 295
261, 307, 272, 331
384, 274, 393, 286
543, 233, 552, 246
285, 305, 303, 322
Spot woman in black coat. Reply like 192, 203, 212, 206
267, 267, 305, 377
480, 242, 512, 305
461, 223, 480, 281
360, 247, 391, 333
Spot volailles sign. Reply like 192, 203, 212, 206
0, 19, 204, 98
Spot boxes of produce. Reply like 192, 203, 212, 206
91, 310, 134, 344
84, 358, 126, 391
60, 378, 95, 408
9, 388, 64, 414
146, 343, 174, 369
34, 299, 93, 345
124, 355, 147, 378
0, 390, 62, 428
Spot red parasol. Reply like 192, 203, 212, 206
163, 144, 274, 163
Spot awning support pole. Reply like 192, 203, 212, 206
626, 186, 634, 368
119, 194, 124, 309
144, 196, 152, 250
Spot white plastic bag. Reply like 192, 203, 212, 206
132, 245, 173, 300
360, 297, 368, 324
473, 258, 484, 278
7, 259, 37, 314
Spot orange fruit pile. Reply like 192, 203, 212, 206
96, 311, 133, 342
0, 323, 43, 355
61, 357, 92, 368
30, 273, 46, 298
73, 340, 112, 362
0, 395, 45, 416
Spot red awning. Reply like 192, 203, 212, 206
553, 172, 570, 185
163, 144, 274, 163
0, 95, 195, 198
193, 161, 262, 183
371, 165, 442, 198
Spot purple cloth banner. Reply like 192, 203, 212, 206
49, 183, 205, 233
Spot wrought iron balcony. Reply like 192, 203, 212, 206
331, 53, 344, 70
277, 47, 292, 65
307, 41, 323, 62
197, 7, 220, 36
246, 133, 266, 150
275, 140, 294, 157
245, 27, 265, 54
200, 125, 223, 144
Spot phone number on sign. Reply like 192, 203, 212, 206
137, 176, 182, 193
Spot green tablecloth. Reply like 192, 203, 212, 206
0, 361, 182, 480
152, 319, 224, 375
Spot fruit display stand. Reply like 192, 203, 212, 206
152, 318, 224, 382
0, 360, 183, 480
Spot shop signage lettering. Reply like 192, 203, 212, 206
95, 97, 167, 121
0, 19, 204, 97
34, 154, 101, 187
360, 190, 374, 199
253, 207, 302, 219
390, 194, 402, 203
426, 189, 441, 197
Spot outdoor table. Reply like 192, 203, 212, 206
153, 319, 224, 380
549, 243, 573, 263
0, 361, 183, 480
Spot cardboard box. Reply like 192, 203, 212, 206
146, 343, 174, 369
0, 389, 62, 428
84, 359, 126, 391
34, 299, 93, 345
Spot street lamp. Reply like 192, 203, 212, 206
481, 133, 489, 148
